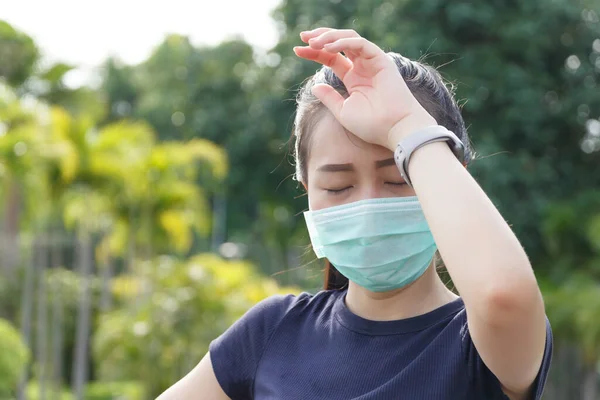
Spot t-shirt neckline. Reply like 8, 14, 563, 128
332, 290, 465, 335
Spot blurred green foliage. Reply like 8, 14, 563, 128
24, 381, 143, 400
25, 381, 74, 400
0, 20, 38, 87
94, 253, 297, 398
84, 381, 145, 400
0, 318, 29, 397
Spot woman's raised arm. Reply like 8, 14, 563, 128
157, 352, 230, 400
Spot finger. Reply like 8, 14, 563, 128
308, 29, 360, 49
300, 27, 333, 43
340, 49, 361, 63
311, 84, 345, 120
323, 37, 383, 59
293, 46, 352, 80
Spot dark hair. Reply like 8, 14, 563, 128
292, 52, 474, 290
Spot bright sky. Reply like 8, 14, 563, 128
2, 0, 282, 86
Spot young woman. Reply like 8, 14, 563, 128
158, 27, 552, 400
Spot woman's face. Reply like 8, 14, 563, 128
306, 112, 416, 211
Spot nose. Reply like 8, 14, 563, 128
357, 183, 384, 202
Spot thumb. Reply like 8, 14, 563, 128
311, 84, 344, 120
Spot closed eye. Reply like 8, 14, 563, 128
325, 186, 353, 194
385, 181, 406, 186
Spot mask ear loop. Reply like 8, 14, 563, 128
324, 259, 349, 291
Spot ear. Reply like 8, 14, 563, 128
302, 181, 307, 191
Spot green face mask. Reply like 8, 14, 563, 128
304, 196, 437, 292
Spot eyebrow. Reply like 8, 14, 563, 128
375, 157, 396, 169
317, 158, 396, 172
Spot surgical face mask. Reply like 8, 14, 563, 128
304, 196, 437, 292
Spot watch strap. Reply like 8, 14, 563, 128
393, 126, 465, 187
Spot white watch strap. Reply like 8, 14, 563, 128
393, 126, 465, 187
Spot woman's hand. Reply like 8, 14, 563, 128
294, 28, 437, 150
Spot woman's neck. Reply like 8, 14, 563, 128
344, 266, 459, 321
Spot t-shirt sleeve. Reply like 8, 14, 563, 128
463, 315, 553, 399
209, 293, 300, 399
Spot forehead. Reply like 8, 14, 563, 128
308, 112, 393, 169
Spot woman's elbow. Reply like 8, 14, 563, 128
481, 265, 545, 323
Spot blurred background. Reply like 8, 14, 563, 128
0, 0, 599, 399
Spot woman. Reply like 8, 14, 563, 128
158, 28, 552, 400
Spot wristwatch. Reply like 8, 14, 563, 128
393, 125, 465, 187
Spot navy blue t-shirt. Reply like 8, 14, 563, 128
209, 289, 553, 399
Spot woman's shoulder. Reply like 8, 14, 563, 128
209, 290, 340, 365
249, 289, 342, 322
208, 290, 345, 398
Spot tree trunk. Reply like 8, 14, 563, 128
583, 364, 598, 400
2, 177, 22, 276
36, 234, 49, 400
51, 232, 65, 399
71, 231, 93, 400
17, 240, 37, 400
51, 288, 64, 400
